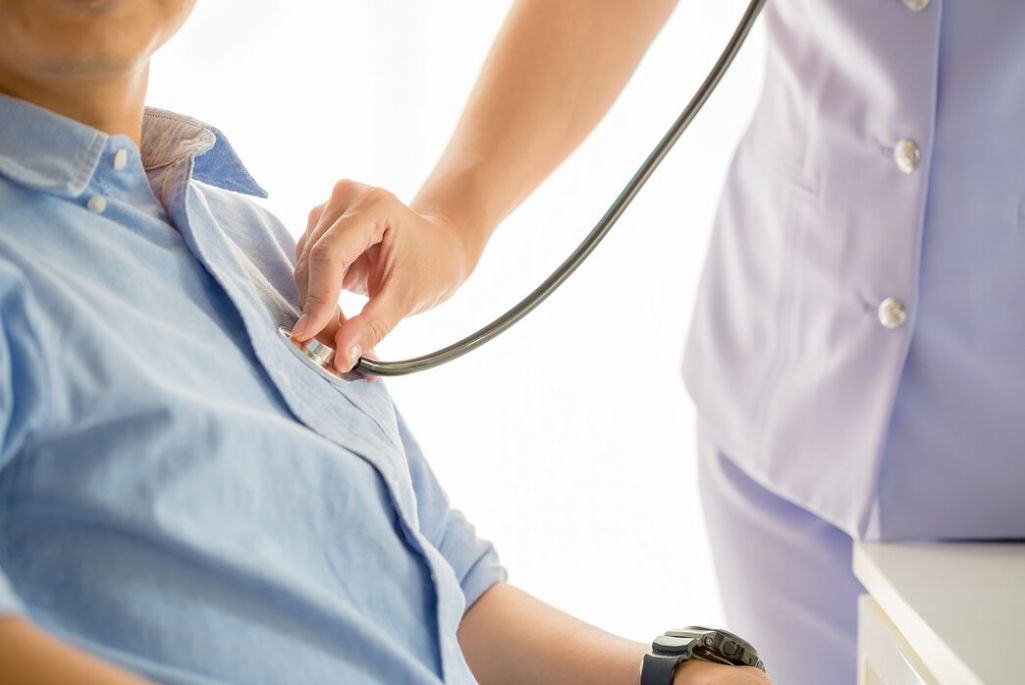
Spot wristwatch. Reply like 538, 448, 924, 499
640, 626, 765, 684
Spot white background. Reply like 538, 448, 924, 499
149, 1, 765, 642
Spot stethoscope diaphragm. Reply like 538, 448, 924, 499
278, 325, 361, 385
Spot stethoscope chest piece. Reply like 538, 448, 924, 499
278, 325, 360, 385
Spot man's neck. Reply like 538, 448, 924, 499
0, 63, 149, 148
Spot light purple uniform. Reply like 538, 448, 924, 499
682, 1, 1025, 682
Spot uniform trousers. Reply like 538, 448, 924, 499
696, 421, 868, 685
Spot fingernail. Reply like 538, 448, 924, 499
348, 345, 363, 369
292, 313, 309, 338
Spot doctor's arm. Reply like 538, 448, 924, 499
292, 0, 680, 367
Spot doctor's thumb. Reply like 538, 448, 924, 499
331, 294, 406, 374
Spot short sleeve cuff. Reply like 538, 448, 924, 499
457, 545, 508, 611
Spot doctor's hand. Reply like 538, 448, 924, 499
291, 179, 479, 372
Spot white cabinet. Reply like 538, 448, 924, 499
859, 595, 936, 685
853, 542, 1025, 685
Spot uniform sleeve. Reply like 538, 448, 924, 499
0, 260, 50, 618
396, 411, 507, 611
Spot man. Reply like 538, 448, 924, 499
0, 1, 769, 684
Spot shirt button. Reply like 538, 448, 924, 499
902, 0, 930, 11
276, 369, 293, 389
113, 149, 128, 170
87, 196, 108, 214
878, 297, 908, 329
893, 139, 920, 174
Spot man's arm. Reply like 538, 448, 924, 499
458, 582, 771, 685
0, 617, 157, 685
395, 409, 768, 684
0, 273, 156, 684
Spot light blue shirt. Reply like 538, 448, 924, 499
0, 92, 504, 685
684, 0, 1025, 539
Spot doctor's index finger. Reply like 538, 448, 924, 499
295, 181, 363, 265
294, 182, 375, 298
292, 185, 366, 335
292, 236, 348, 341
292, 209, 390, 341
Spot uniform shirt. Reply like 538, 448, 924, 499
0, 92, 504, 685
684, 0, 1025, 539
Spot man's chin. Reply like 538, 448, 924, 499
0, 0, 178, 79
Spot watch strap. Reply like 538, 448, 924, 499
640, 652, 686, 685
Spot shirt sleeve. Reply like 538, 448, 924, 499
396, 410, 507, 611
0, 259, 49, 619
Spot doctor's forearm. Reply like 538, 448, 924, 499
411, 0, 678, 262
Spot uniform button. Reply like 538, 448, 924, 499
902, 0, 930, 11
878, 297, 908, 329
276, 369, 293, 389
87, 196, 108, 214
893, 139, 920, 174
113, 149, 128, 170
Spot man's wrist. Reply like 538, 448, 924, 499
641, 627, 769, 685
669, 658, 719, 685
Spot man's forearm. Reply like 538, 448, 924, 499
411, 0, 678, 262
458, 581, 648, 685
459, 583, 772, 685
0, 617, 157, 685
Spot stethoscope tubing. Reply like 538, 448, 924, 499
357, 0, 767, 377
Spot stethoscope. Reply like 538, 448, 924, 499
282, 0, 766, 383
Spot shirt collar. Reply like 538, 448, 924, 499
0, 91, 267, 199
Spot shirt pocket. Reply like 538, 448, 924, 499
262, 313, 403, 450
